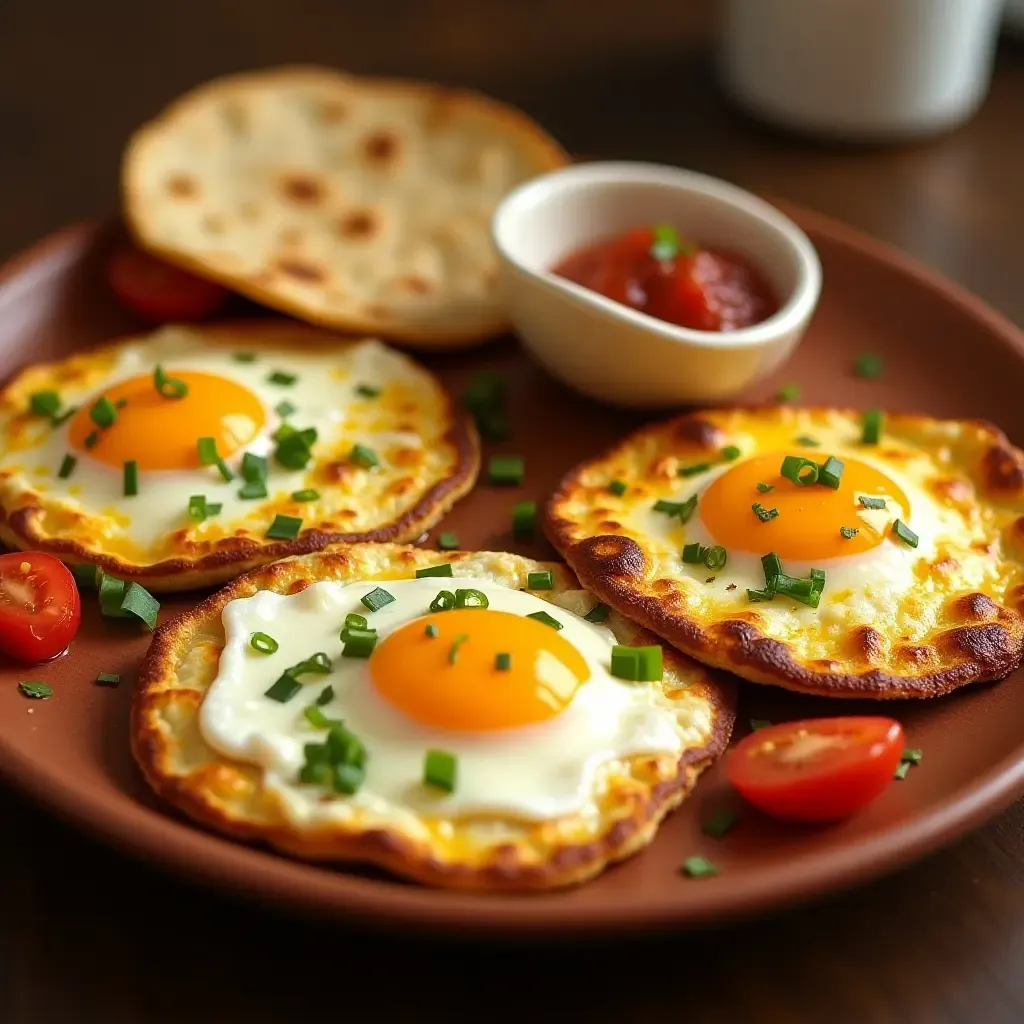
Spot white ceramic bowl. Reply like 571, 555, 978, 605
491, 161, 822, 409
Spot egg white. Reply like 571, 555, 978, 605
199, 578, 701, 827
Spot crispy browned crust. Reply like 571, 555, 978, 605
544, 407, 1024, 699
131, 543, 736, 890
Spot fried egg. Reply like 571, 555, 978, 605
0, 321, 478, 590
132, 544, 735, 890
546, 406, 1024, 698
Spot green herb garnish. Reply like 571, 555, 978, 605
153, 365, 188, 398
266, 514, 302, 540
250, 632, 279, 654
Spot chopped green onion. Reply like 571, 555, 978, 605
756, 482, 774, 493
678, 462, 711, 478
721, 445, 741, 461
238, 481, 268, 500
795, 436, 820, 447
123, 460, 139, 497
437, 530, 459, 550
188, 495, 215, 521
495, 652, 511, 671
89, 396, 117, 429
233, 351, 256, 363
774, 573, 822, 608
197, 437, 233, 481
349, 444, 379, 469
268, 370, 297, 386
19, 681, 53, 699
682, 542, 705, 564
448, 633, 469, 664
681, 856, 719, 879
333, 763, 366, 794
608, 479, 628, 496
749, 718, 773, 731
95, 672, 120, 687
476, 408, 510, 442
265, 675, 302, 702
266, 514, 302, 541
751, 503, 778, 522
303, 705, 336, 729
463, 373, 510, 441
650, 223, 683, 261
488, 455, 525, 486
585, 603, 610, 623
894, 761, 911, 780
291, 488, 319, 502
746, 588, 774, 602
776, 383, 801, 403
454, 588, 489, 609
84, 430, 99, 449
424, 623, 439, 638
512, 500, 537, 539
316, 685, 334, 706
818, 456, 844, 489
701, 807, 740, 839
250, 632, 278, 654
423, 749, 457, 792
241, 452, 267, 483
290, 653, 332, 677
275, 428, 317, 469
275, 399, 297, 418
29, 390, 61, 418
859, 495, 887, 510
340, 622, 375, 645
361, 587, 395, 612
610, 644, 663, 682
527, 570, 553, 590
298, 760, 331, 786
98, 574, 129, 618
840, 525, 859, 539
780, 455, 819, 486
855, 353, 883, 379
526, 610, 562, 630
51, 405, 78, 427
355, 384, 380, 398
892, 519, 919, 548
58, 454, 77, 479
71, 564, 98, 590
416, 563, 453, 579
344, 613, 368, 631
429, 590, 455, 612
861, 409, 883, 444
120, 583, 160, 629
761, 553, 783, 585
703, 545, 728, 571
342, 630, 377, 658
327, 724, 366, 768
902, 748, 923, 764
153, 364, 188, 398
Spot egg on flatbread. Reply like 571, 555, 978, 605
131, 543, 736, 891
0, 321, 478, 591
545, 406, 1024, 698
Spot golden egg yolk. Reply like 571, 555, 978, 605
699, 451, 910, 561
68, 372, 266, 471
370, 609, 592, 732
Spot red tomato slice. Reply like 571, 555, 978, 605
108, 246, 229, 321
726, 716, 905, 823
0, 552, 81, 664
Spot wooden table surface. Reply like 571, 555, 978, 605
3, 3, 1024, 1021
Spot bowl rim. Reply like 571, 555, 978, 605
492, 160, 823, 351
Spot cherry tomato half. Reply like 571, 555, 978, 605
108, 246, 229, 321
726, 717, 905, 823
0, 552, 82, 664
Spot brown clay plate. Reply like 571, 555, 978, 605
2, 211, 1024, 939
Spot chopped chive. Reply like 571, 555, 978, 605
437, 530, 459, 550
454, 588, 489, 609
89, 396, 117, 429
756, 482, 774, 493
197, 437, 233, 481
250, 632, 279, 654
275, 428, 317, 469
424, 623, 440, 638
342, 630, 377, 658
340, 624, 376, 646
840, 525, 859, 539
780, 455, 819, 486
678, 462, 711, 477
304, 705, 335, 729
120, 583, 160, 629
241, 452, 267, 483
429, 590, 455, 612
749, 718, 773, 731
859, 495, 887, 510
275, 399, 297, 418
855, 353, 883, 379
97, 574, 129, 617
188, 495, 212, 521
861, 409, 883, 444
448, 633, 470, 664
495, 652, 511, 671
238, 480, 268, 500
19, 681, 53, 699
29, 390, 61, 418
902, 748, 923, 764
268, 370, 297, 386
316, 685, 334, 706
84, 430, 99, 449
327, 723, 367, 768
361, 587, 395, 612
355, 383, 381, 398
463, 372, 504, 414
344, 613, 368, 632
233, 351, 257, 363
58, 454, 77, 479
266, 514, 302, 541
681, 856, 719, 878
703, 545, 728, 571
71, 564, 98, 590
51, 405, 78, 427
795, 436, 820, 447
774, 573, 823, 608
894, 761, 911, 780
265, 675, 302, 702
721, 445, 741, 462
747, 587, 774, 602
608, 479, 628, 496
476, 408, 510, 442
682, 542, 705, 564
761, 553, 783, 584
526, 610, 562, 630
585, 602, 610, 623
653, 494, 698, 522
751, 502, 779, 522
153, 364, 188, 398
349, 444, 379, 469
123, 460, 139, 497
298, 760, 331, 786
488, 455, 525, 486
95, 672, 120, 687
423, 749, 457, 792
416, 563, 454, 579
701, 807, 740, 839
291, 488, 319, 502
610, 644, 662, 682
527, 570, 554, 590
892, 519, 919, 548
818, 456, 844, 489
512, 500, 537, 539
290, 653, 332, 677
776, 383, 801, 402
333, 762, 366, 795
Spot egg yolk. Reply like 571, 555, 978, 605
369, 609, 592, 732
699, 451, 910, 561
68, 372, 266, 471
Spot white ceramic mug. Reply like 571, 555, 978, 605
718, 0, 1006, 140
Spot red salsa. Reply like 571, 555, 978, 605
551, 225, 779, 332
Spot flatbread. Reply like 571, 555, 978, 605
122, 66, 569, 347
